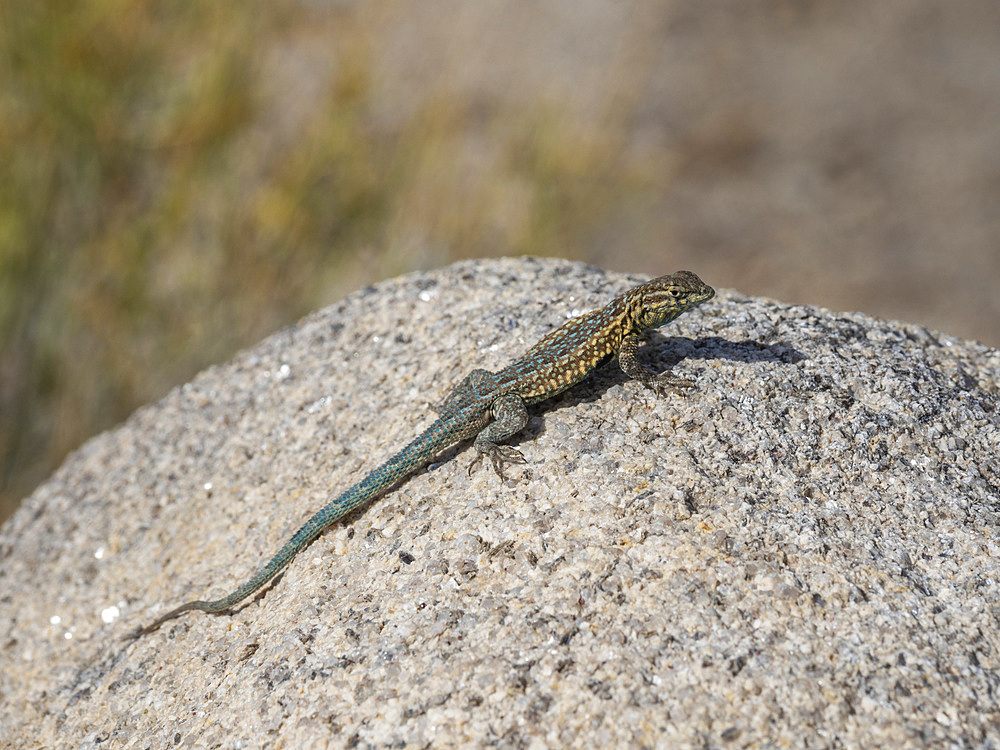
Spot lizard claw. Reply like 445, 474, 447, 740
644, 372, 696, 396
466, 453, 483, 478
468, 444, 526, 480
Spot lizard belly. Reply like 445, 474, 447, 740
515, 350, 617, 403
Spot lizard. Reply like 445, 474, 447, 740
129, 270, 714, 638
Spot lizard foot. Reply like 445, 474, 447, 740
643, 372, 696, 396
467, 444, 527, 480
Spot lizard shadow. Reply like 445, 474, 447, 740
426, 333, 803, 459
484, 333, 804, 446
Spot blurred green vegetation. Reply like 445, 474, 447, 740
0, 1, 656, 522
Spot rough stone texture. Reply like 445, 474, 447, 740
1, 257, 998, 748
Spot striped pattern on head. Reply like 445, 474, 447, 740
624, 270, 715, 332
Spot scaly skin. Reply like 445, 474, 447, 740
130, 271, 714, 637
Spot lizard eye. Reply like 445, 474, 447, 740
668, 288, 683, 298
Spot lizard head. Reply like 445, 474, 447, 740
626, 270, 715, 331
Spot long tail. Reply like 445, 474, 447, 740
129, 416, 461, 638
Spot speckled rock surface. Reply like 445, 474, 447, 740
1, 257, 999, 749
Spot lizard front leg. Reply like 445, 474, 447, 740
618, 333, 695, 394
468, 393, 529, 479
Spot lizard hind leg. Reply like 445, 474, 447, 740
469, 393, 529, 479
436, 368, 496, 414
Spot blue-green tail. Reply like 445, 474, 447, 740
130, 414, 463, 637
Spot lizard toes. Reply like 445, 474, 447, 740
651, 373, 696, 395
497, 445, 527, 464
466, 453, 484, 477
